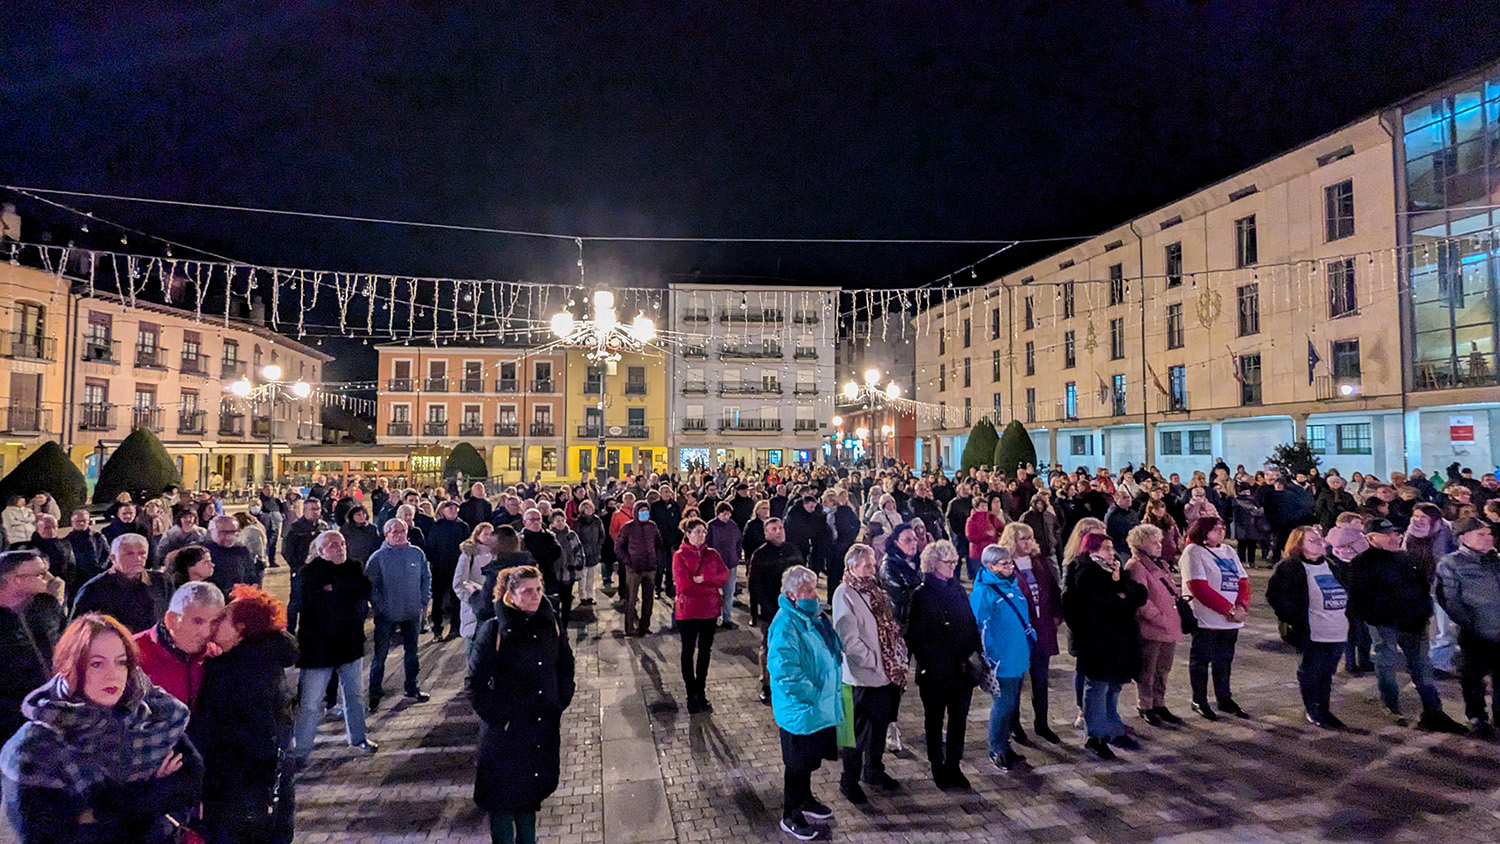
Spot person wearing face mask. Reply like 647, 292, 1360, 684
1436, 518, 1500, 735
1267, 527, 1349, 729
133, 581, 225, 712
615, 501, 664, 637
1, 613, 201, 844
470, 565, 575, 844
1065, 533, 1148, 758
292, 531, 377, 762
970, 543, 1035, 771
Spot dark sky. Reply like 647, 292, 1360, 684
4, 1, 1500, 372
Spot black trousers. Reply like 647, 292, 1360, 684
780, 727, 835, 820
841, 683, 902, 785
677, 618, 717, 697
918, 680, 972, 773
1189, 627, 1239, 706
430, 560, 461, 633
556, 583, 574, 630
1458, 630, 1500, 724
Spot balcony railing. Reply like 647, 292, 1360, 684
495, 378, 520, 393
388, 378, 415, 392
459, 378, 485, 393
424, 420, 449, 437
793, 384, 818, 395
82, 338, 121, 364
793, 310, 821, 324
682, 381, 708, 395
218, 412, 245, 436
459, 422, 485, 437
529, 422, 556, 437
297, 422, 324, 441
131, 406, 164, 432
221, 359, 246, 380
1111, 393, 1127, 417
793, 347, 818, 360
624, 382, 647, 396
583, 380, 602, 395
179, 353, 211, 377
719, 418, 782, 433
423, 377, 449, 392
1156, 391, 1190, 414
251, 416, 277, 437
1054, 400, 1079, 422
578, 425, 650, 439
387, 421, 412, 437
493, 422, 520, 437
0, 331, 55, 362
681, 346, 708, 360
0, 405, 50, 434
793, 419, 819, 432
177, 410, 207, 435
720, 309, 784, 324
682, 309, 711, 324
1314, 375, 1361, 401
531, 379, 556, 393
80, 403, 116, 432
721, 382, 781, 396
721, 345, 782, 360
682, 418, 707, 432
133, 345, 168, 370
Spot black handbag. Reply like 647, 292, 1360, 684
1161, 576, 1199, 635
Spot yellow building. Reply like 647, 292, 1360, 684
0, 263, 73, 476
562, 348, 668, 480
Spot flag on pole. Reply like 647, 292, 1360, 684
1097, 373, 1110, 405
1228, 346, 1244, 386
1146, 361, 1168, 396
1307, 337, 1322, 385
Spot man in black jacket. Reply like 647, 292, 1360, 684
291, 530, 377, 760
945, 482, 974, 564
783, 494, 832, 575
521, 508, 563, 598
72, 534, 174, 633
458, 482, 493, 528
425, 501, 470, 641
204, 516, 258, 595
730, 483, 756, 530
910, 482, 946, 540
1315, 475, 1358, 531
0, 550, 65, 742
1344, 518, 1465, 732
748, 519, 802, 704
650, 487, 684, 600
282, 497, 331, 573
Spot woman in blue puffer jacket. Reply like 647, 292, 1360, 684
970, 543, 1035, 774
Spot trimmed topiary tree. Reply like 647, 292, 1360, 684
0, 442, 88, 513
960, 418, 999, 472
993, 420, 1038, 478
444, 442, 489, 479
93, 428, 182, 506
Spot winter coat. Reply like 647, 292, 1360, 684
1013, 554, 1065, 657
743, 518, 767, 559
1183, 497, 1217, 525
573, 513, 605, 569
1315, 488, 1358, 530
784, 505, 833, 573
672, 543, 729, 621
291, 557, 371, 668
1437, 546, 1500, 642
767, 594, 843, 736
971, 566, 1033, 680
340, 520, 382, 565
1021, 508, 1062, 561
1267, 557, 1337, 649
2, 507, 35, 546
1230, 494, 1271, 543
1064, 558, 1148, 683
831, 580, 900, 687
364, 541, 432, 622
553, 527, 584, 585
470, 598, 575, 814
910, 497, 945, 539
706, 517, 744, 569
1, 675, 200, 844
1125, 552, 1183, 644
458, 496, 493, 530
71, 569, 174, 634
831, 505, 861, 564
965, 511, 999, 560
1343, 547, 1432, 633
426, 517, 472, 573
65, 530, 110, 595
945, 497, 973, 544
154, 527, 205, 569
453, 541, 496, 638
613, 519, 662, 575
0, 597, 64, 744
203, 542, 255, 595
1266, 485, 1317, 531
879, 545, 922, 627
906, 573, 981, 690
748, 541, 802, 622
133, 622, 207, 712
475, 550, 538, 630
650, 500, 684, 552
281, 517, 331, 572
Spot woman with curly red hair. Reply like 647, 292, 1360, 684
189, 584, 299, 843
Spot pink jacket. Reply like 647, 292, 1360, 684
965, 511, 999, 560
672, 542, 730, 620
1126, 552, 1183, 643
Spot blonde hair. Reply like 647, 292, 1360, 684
1062, 517, 1106, 561
998, 522, 1034, 555
1126, 523, 1163, 552
918, 539, 959, 573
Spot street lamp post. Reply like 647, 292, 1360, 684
228, 364, 311, 487
551, 290, 656, 485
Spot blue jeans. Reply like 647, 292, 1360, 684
1371, 625, 1443, 716
1346, 617, 1373, 670
295, 658, 367, 758
1298, 641, 1344, 720
370, 616, 421, 697
986, 676, 1024, 756
1430, 602, 1458, 673
1082, 677, 1124, 739
721, 566, 737, 624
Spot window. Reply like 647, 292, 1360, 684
1064, 331, 1076, 368
180, 389, 198, 414
86, 312, 111, 345
1168, 364, 1186, 410
508, 449, 524, 471
1336, 423, 1372, 455
938, 364, 946, 392
1062, 282, 1075, 318
1307, 424, 1327, 454
962, 318, 971, 348
181, 331, 201, 363
1331, 339, 1361, 383
584, 366, 604, 394
939, 329, 946, 355
540, 447, 556, 471
963, 357, 971, 387
1024, 388, 1035, 423
222, 339, 239, 363
1165, 242, 1183, 288
1064, 382, 1077, 418
1070, 435, 1092, 456
534, 361, 553, 388
1109, 317, 1125, 360
134, 385, 155, 409
1024, 296, 1034, 330
1239, 352, 1262, 405
626, 365, 646, 395
426, 404, 446, 423
1166, 303, 1184, 349
627, 407, 646, 431
1160, 431, 1183, 455
1325, 179, 1354, 241
1109, 264, 1124, 306
964, 397, 972, 426
1111, 374, 1126, 416
1188, 430, 1212, 455
1235, 215, 1257, 267
1025, 342, 1035, 376
1327, 258, 1357, 317
579, 450, 593, 476
990, 307, 1001, 340
992, 392, 1002, 418
992, 349, 1001, 381
584, 407, 603, 433
391, 404, 411, 423
463, 404, 481, 426
1237, 284, 1260, 336
939, 402, 947, 427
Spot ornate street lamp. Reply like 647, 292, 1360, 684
551, 290, 656, 484
228, 364, 311, 486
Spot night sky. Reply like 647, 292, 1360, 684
5, 2, 1500, 375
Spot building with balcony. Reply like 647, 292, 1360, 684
834, 317, 918, 467
562, 348, 668, 480
915, 59, 1500, 477
375, 342, 569, 483
667, 283, 838, 472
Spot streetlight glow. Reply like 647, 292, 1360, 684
842, 381, 859, 400
628, 314, 657, 344
885, 381, 901, 398
262, 364, 283, 381
881, 424, 893, 436
593, 290, 615, 312
855, 427, 869, 439
290, 381, 312, 399
863, 368, 881, 386
550, 311, 575, 338
229, 377, 253, 398
830, 415, 843, 428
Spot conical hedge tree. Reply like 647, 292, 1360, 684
93, 427, 182, 506
960, 418, 999, 472
0, 441, 88, 513
444, 442, 489, 479
993, 420, 1039, 477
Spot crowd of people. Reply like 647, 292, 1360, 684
0, 457, 1497, 842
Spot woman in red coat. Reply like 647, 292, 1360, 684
673, 518, 730, 714
964, 497, 1001, 581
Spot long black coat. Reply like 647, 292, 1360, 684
291, 557, 371, 668
906, 573, 981, 690
1064, 559, 1148, 684
190, 631, 298, 817
0, 596, 64, 744
469, 599, 575, 814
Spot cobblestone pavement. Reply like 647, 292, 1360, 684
11, 567, 1500, 844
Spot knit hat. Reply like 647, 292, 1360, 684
1453, 517, 1490, 537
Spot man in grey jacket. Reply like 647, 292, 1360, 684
1436, 517, 1500, 735
365, 518, 432, 709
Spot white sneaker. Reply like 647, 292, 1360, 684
1074, 712, 1085, 729
886, 723, 902, 753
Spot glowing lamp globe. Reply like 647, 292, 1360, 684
830, 415, 843, 428
290, 381, 312, 399
885, 382, 901, 398
842, 382, 859, 400
550, 312, 575, 338
262, 364, 283, 381
228, 377, 253, 398
628, 314, 656, 344
863, 368, 881, 386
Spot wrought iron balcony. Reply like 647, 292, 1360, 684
459, 378, 485, 393
529, 422, 556, 437
681, 346, 708, 360
793, 310, 821, 324
218, 412, 245, 436
720, 382, 781, 396
681, 381, 708, 395
719, 418, 782, 433
80, 403, 116, 432
793, 384, 819, 395
793, 347, 818, 360
721, 344, 782, 361
459, 422, 485, 437
177, 410, 207, 435
424, 420, 449, 437
221, 359, 246, 380
681, 418, 707, 432
495, 378, 520, 393
387, 421, 412, 437
793, 419, 819, 432
0, 331, 55, 362
493, 422, 520, 437
578, 424, 649, 439
423, 377, 449, 393
179, 353, 211, 377
624, 382, 647, 396
388, 378, 415, 392
531, 379, 556, 393
0, 405, 50, 434
132, 406, 164, 432
682, 309, 711, 324
133, 345, 168, 370
82, 338, 121, 364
